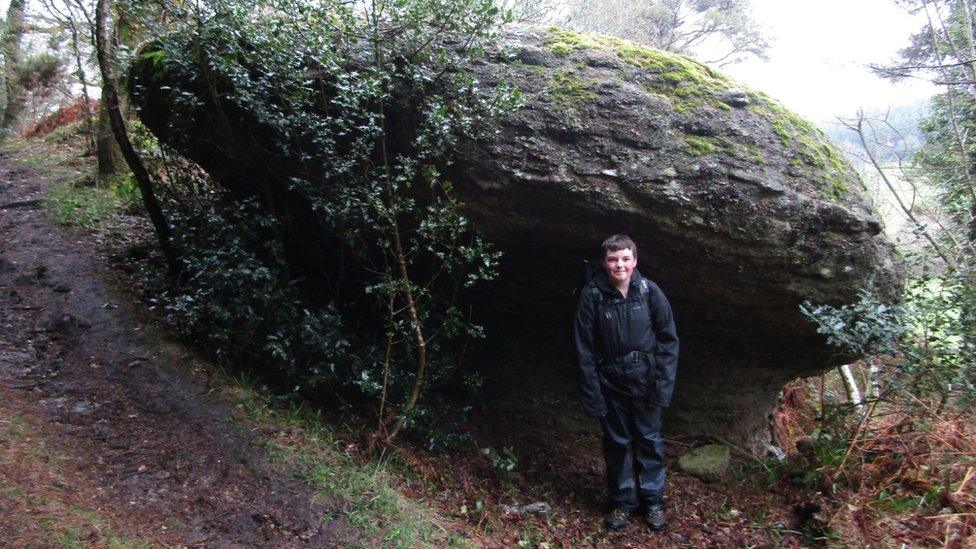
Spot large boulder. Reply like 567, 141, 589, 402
129, 24, 902, 451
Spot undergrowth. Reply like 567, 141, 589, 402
767, 373, 976, 545
219, 370, 460, 548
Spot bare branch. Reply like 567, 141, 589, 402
841, 111, 951, 265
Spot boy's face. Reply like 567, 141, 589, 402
603, 248, 636, 286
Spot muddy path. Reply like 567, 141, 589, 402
0, 150, 357, 547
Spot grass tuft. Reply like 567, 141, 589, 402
221, 373, 451, 547
43, 178, 141, 230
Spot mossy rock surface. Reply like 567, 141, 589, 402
678, 444, 731, 482
129, 23, 902, 453
537, 26, 853, 200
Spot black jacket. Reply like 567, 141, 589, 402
574, 269, 679, 417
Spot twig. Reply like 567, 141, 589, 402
834, 400, 880, 477
707, 434, 771, 473
954, 467, 974, 496
923, 513, 976, 519
1, 198, 41, 209
662, 437, 694, 447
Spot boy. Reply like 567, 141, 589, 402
573, 234, 679, 531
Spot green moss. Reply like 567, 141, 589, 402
683, 135, 719, 156
546, 27, 757, 120
768, 118, 790, 142
545, 27, 732, 90
714, 136, 736, 151
542, 26, 855, 201
645, 91, 673, 104
548, 42, 573, 56
132, 47, 176, 87
711, 98, 733, 111
222, 374, 447, 546
544, 69, 598, 115
546, 28, 740, 117
138, 48, 167, 68
687, 135, 766, 165
747, 90, 853, 200
507, 60, 547, 77
741, 142, 767, 165
545, 26, 618, 56
42, 120, 85, 144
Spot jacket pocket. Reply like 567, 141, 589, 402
618, 359, 649, 398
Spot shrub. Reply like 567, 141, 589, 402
159, 200, 357, 393
131, 0, 519, 442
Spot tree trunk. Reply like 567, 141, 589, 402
93, 4, 125, 177
94, 0, 178, 275
1, 0, 27, 135
95, 97, 124, 176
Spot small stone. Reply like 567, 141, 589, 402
513, 46, 558, 67
500, 501, 551, 515
520, 502, 551, 515
584, 50, 624, 69
719, 88, 750, 107
71, 401, 92, 414
681, 120, 716, 136
677, 444, 730, 482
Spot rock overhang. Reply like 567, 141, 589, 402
443, 26, 902, 449
128, 23, 904, 451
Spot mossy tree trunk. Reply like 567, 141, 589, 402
96, 96, 125, 176
93, 6, 125, 178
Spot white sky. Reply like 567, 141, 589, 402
724, 0, 938, 125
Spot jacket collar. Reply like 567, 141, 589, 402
595, 268, 644, 298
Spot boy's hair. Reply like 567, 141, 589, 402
602, 234, 637, 257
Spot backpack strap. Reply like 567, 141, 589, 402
588, 277, 652, 312
639, 278, 656, 317
587, 283, 603, 306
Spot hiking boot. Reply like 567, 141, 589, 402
646, 504, 666, 531
603, 508, 629, 531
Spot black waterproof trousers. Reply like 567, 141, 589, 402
600, 391, 665, 512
